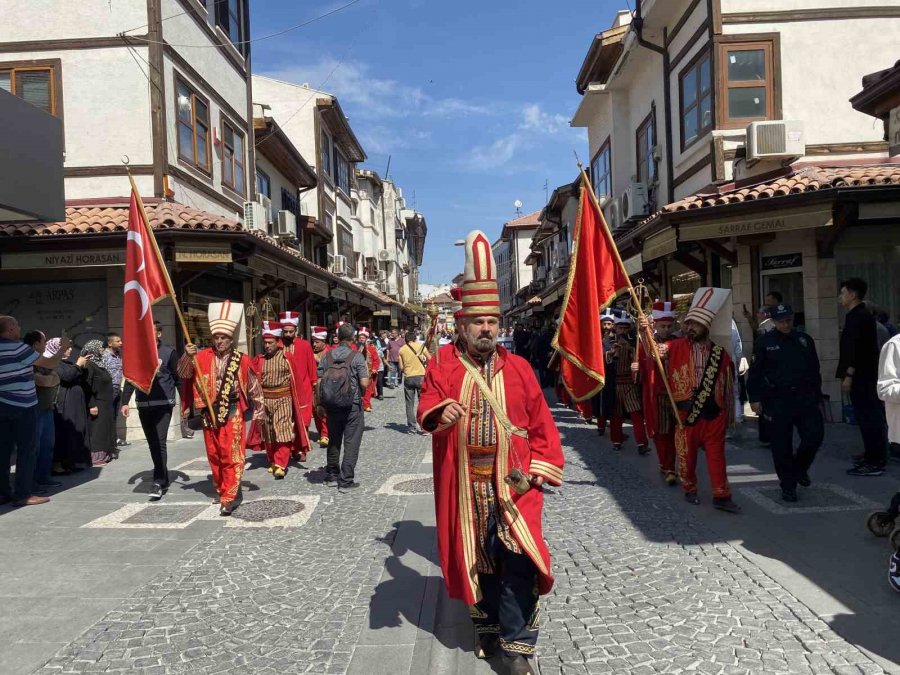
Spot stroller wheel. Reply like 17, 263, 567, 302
866, 511, 896, 537
891, 527, 900, 553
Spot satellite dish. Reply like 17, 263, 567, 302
514, 200, 523, 209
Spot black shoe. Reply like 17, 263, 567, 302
338, 481, 361, 490
149, 483, 166, 501
713, 497, 742, 513
597, 428, 605, 437
781, 489, 798, 502
116, 439, 131, 447
612, 443, 622, 452
637, 444, 650, 455
847, 463, 885, 477
685, 491, 700, 505
219, 502, 234, 516
500, 652, 535, 675
797, 472, 811, 487
475, 634, 499, 659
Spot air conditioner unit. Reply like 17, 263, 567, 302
276, 210, 297, 238
377, 248, 395, 263
746, 120, 805, 161
621, 183, 649, 222
377, 280, 388, 293
332, 254, 348, 275
602, 196, 621, 230
258, 194, 272, 212
243, 200, 268, 231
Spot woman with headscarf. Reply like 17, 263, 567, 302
53, 345, 92, 473
81, 339, 117, 466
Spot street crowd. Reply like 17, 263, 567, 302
1, 234, 899, 672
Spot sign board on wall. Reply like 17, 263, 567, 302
2, 248, 124, 269
761, 253, 802, 270
889, 105, 900, 158
623, 253, 643, 276
0, 280, 107, 349
678, 206, 832, 241
174, 244, 232, 264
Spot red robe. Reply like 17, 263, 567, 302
180, 348, 255, 418
247, 348, 310, 456
354, 343, 382, 409
418, 344, 565, 605
282, 338, 316, 453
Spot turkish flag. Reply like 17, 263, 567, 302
123, 188, 171, 393
552, 182, 630, 401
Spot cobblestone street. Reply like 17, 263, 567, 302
1, 386, 898, 675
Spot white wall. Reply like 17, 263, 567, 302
514, 230, 536, 291
0, 0, 147, 41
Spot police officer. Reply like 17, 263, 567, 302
747, 304, 824, 502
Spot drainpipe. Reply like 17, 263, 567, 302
634, 0, 674, 205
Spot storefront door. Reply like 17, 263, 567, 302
760, 254, 805, 331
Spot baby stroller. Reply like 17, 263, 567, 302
867, 491, 900, 552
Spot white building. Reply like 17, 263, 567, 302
570, 1, 900, 418
494, 211, 539, 319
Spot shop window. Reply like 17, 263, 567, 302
679, 49, 713, 150
221, 118, 245, 195
716, 36, 779, 129
0, 62, 59, 116
175, 77, 211, 173
590, 138, 612, 199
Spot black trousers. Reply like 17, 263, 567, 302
404, 376, 423, 428
764, 398, 824, 491
0, 403, 38, 501
850, 380, 888, 467
325, 404, 364, 486
376, 370, 384, 399
138, 405, 173, 487
470, 518, 540, 658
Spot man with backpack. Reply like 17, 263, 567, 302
317, 323, 370, 489
398, 330, 431, 434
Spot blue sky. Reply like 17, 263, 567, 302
250, 0, 620, 283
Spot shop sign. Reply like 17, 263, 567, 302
2, 248, 124, 269
306, 277, 329, 298
761, 253, 801, 270
643, 228, 677, 261
679, 206, 832, 241
623, 253, 643, 276
373, 310, 391, 316
174, 245, 232, 264
889, 105, 900, 158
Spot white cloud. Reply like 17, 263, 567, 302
461, 104, 576, 171
263, 58, 491, 120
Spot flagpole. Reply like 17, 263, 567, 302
576, 165, 682, 429
126, 170, 218, 425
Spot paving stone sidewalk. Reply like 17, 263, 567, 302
3, 385, 896, 675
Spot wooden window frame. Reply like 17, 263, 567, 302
220, 116, 246, 197
215, 0, 244, 51
320, 130, 332, 180
590, 137, 612, 199
715, 34, 781, 130
174, 74, 212, 175
0, 58, 63, 120
334, 148, 350, 195
679, 48, 714, 151
256, 167, 271, 198
635, 109, 657, 185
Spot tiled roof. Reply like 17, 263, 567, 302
661, 165, 900, 215
504, 210, 542, 229
0, 200, 242, 237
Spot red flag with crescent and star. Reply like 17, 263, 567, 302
123, 187, 171, 393
551, 179, 630, 401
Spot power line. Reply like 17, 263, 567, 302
123, 0, 366, 48
118, 0, 229, 35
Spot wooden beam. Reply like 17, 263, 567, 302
817, 203, 854, 259
674, 250, 707, 277
700, 239, 737, 265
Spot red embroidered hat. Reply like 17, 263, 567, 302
458, 230, 500, 318
261, 321, 282, 339
279, 311, 300, 327
651, 300, 676, 322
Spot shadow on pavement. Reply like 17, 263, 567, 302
551, 389, 900, 671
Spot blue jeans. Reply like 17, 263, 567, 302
0, 402, 38, 501
34, 408, 55, 486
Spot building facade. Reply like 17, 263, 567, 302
570, 1, 900, 418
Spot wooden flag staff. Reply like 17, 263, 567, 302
576, 163, 682, 429
124, 164, 218, 426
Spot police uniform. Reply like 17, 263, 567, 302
746, 304, 824, 497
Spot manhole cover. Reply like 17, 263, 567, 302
233, 499, 305, 522
757, 486, 855, 509
392, 478, 434, 494
123, 505, 208, 524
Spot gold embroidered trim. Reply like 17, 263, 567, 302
456, 375, 481, 602
685, 344, 724, 426
499, 640, 536, 655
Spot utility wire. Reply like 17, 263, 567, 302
123, 0, 366, 48
118, 0, 229, 35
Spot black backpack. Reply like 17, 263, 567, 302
319, 351, 356, 410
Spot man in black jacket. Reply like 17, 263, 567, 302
837, 278, 888, 476
747, 304, 824, 501
121, 322, 181, 499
